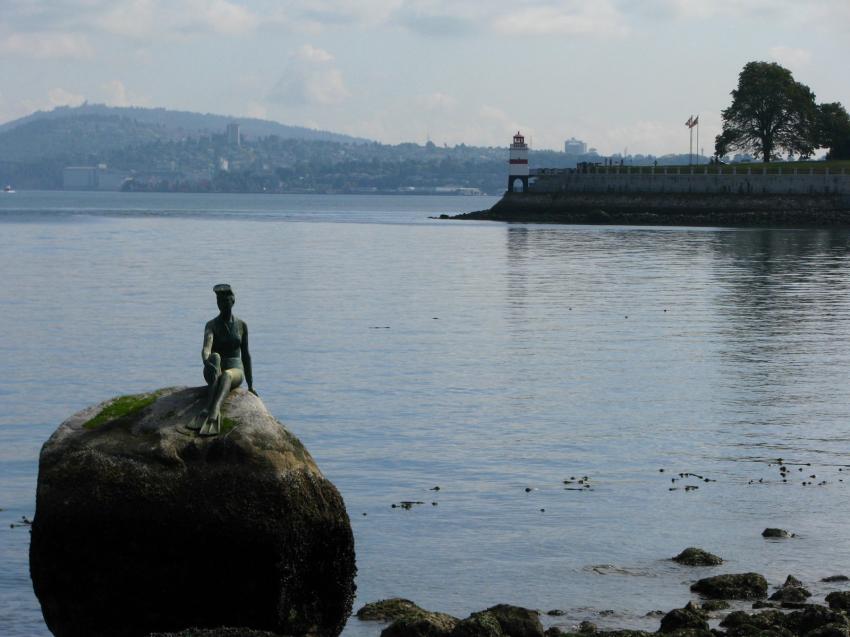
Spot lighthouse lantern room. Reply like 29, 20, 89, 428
508, 131, 529, 193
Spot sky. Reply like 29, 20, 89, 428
1, 0, 849, 156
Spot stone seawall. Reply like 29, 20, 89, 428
452, 191, 850, 227
531, 169, 850, 196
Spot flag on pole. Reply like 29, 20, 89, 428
685, 115, 694, 127
692, 115, 699, 126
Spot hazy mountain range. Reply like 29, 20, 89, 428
0, 103, 369, 148
0, 104, 695, 194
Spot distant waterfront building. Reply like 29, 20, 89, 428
63, 165, 130, 191
508, 131, 529, 193
226, 122, 241, 147
564, 137, 587, 155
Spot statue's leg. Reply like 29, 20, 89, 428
191, 354, 221, 431
201, 369, 243, 436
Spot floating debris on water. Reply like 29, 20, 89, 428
391, 501, 425, 510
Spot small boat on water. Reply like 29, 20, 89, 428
3, 185, 14, 193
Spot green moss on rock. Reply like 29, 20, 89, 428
83, 392, 159, 429
221, 417, 239, 434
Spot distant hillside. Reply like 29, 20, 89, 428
0, 103, 713, 194
0, 103, 370, 144
0, 114, 177, 162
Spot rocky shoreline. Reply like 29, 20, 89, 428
355, 546, 850, 637
447, 192, 850, 227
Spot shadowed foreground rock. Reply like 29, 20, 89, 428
360, 594, 850, 637
148, 629, 283, 637
658, 603, 708, 633
769, 575, 812, 605
30, 387, 356, 637
358, 598, 459, 637
359, 601, 544, 637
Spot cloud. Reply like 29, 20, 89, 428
48, 87, 86, 107
297, 0, 402, 29
295, 43, 334, 63
647, 0, 850, 29
244, 102, 268, 119
394, 9, 477, 37
768, 46, 812, 70
4, 0, 627, 41
491, 2, 629, 37
194, 0, 259, 35
0, 31, 94, 59
94, 0, 156, 38
5, 0, 259, 41
102, 80, 130, 107
269, 45, 350, 107
418, 92, 457, 111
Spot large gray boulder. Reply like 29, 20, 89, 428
30, 387, 356, 637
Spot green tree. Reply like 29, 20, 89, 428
715, 61, 818, 162
817, 102, 850, 160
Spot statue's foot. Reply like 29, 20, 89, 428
187, 410, 207, 431
198, 413, 220, 437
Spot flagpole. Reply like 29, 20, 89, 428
689, 127, 693, 166
696, 116, 700, 165
685, 115, 694, 165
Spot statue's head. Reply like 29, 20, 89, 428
213, 283, 235, 312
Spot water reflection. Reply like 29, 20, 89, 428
707, 229, 850, 457
500, 224, 850, 464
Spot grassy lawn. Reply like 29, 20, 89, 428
569, 160, 850, 175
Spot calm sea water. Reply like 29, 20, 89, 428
3, 191, 850, 637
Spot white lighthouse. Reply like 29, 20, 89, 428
508, 131, 529, 193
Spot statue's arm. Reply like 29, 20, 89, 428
242, 322, 256, 395
202, 324, 214, 366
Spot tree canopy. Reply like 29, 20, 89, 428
818, 102, 850, 160
715, 62, 819, 162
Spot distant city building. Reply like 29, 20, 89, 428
63, 165, 130, 191
226, 122, 241, 147
564, 137, 588, 155
508, 131, 529, 193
